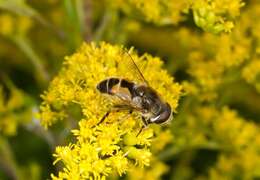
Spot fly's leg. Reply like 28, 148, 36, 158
136, 125, 145, 137
97, 111, 111, 125
136, 116, 149, 137
97, 105, 133, 126
141, 116, 148, 126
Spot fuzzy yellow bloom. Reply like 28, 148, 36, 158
129, 0, 258, 103
39, 42, 182, 179
193, 0, 244, 33
187, 50, 223, 101
127, 157, 169, 180
177, 0, 255, 101
126, 126, 173, 180
108, 0, 244, 33
178, 106, 260, 179
242, 58, 260, 92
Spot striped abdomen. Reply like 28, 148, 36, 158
96, 78, 135, 97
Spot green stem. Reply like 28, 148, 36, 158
76, 0, 93, 41
12, 35, 49, 87
93, 9, 113, 41
159, 142, 221, 161
75, 0, 85, 34
0, 137, 18, 180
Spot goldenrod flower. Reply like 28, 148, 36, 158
242, 58, 260, 92
208, 107, 260, 179
127, 156, 169, 180
107, 0, 244, 33
39, 42, 182, 179
193, 0, 244, 33
173, 105, 260, 179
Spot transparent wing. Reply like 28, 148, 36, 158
108, 92, 143, 112
118, 48, 149, 85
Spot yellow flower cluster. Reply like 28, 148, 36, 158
0, 85, 32, 136
172, 105, 260, 179
242, 59, 260, 92
39, 42, 182, 179
165, 1, 254, 101
185, 32, 248, 100
205, 107, 260, 179
127, 157, 169, 180
193, 0, 244, 33
107, 0, 244, 33
126, 129, 172, 180
168, 2, 260, 178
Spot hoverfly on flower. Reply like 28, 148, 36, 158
96, 50, 173, 135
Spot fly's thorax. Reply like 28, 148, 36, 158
132, 96, 143, 109
133, 85, 163, 112
132, 85, 173, 124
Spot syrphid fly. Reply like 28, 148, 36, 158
96, 50, 173, 136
